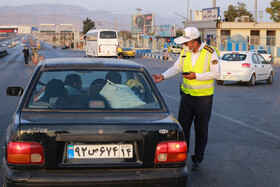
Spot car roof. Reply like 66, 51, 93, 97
250, 49, 266, 52
38, 58, 144, 70
224, 51, 254, 54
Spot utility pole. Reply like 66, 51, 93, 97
96, 21, 102, 29
255, 0, 258, 22
187, 0, 189, 21
115, 17, 117, 31
213, 0, 216, 7
259, 11, 263, 23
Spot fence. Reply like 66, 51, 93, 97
215, 35, 280, 63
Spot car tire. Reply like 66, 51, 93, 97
216, 80, 224, 85
266, 72, 273, 84
248, 74, 256, 86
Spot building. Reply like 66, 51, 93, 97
183, 8, 280, 64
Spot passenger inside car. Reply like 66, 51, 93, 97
64, 74, 82, 95
40, 79, 66, 103
88, 78, 109, 108
105, 71, 122, 84
126, 79, 146, 102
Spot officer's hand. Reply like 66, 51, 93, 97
182, 71, 196, 80
152, 74, 164, 83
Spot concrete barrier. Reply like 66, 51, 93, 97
136, 51, 179, 61
135, 48, 151, 53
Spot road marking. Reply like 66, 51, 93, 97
212, 112, 280, 141
162, 93, 280, 141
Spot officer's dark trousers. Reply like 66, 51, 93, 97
178, 93, 213, 163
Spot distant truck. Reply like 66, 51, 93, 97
85, 29, 118, 58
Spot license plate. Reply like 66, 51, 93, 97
68, 144, 133, 159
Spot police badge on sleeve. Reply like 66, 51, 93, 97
211, 59, 218, 65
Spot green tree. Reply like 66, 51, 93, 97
224, 2, 254, 22
266, 0, 280, 22
82, 18, 96, 35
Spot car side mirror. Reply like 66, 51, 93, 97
6, 87, 24, 96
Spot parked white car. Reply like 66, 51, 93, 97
250, 49, 272, 63
216, 51, 274, 86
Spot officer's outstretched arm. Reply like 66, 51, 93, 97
152, 74, 164, 83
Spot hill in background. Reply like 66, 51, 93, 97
0, 4, 183, 31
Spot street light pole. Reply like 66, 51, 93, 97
187, 0, 189, 21
174, 13, 188, 21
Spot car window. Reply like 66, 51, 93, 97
258, 55, 267, 64
257, 50, 267, 54
221, 53, 246, 61
26, 70, 161, 110
252, 54, 260, 64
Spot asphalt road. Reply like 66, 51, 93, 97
0, 37, 280, 186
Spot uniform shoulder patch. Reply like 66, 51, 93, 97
211, 59, 218, 65
203, 45, 214, 54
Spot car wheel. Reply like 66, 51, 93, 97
216, 80, 224, 85
248, 74, 256, 86
266, 72, 273, 84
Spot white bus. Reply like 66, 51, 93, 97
85, 29, 118, 58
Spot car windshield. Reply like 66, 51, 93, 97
26, 69, 162, 110
123, 48, 133, 51
221, 53, 247, 61
257, 50, 268, 54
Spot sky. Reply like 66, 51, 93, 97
0, 0, 272, 22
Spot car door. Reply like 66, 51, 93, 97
258, 54, 271, 79
251, 54, 263, 80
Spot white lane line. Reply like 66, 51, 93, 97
162, 93, 280, 141
212, 112, 280, 141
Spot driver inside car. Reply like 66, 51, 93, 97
126, 79, 146, 102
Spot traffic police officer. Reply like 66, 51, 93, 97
152, 27, 220, 171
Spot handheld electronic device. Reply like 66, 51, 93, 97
181, 72, 190, 75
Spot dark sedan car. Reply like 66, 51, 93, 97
2, 58, 188, 187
